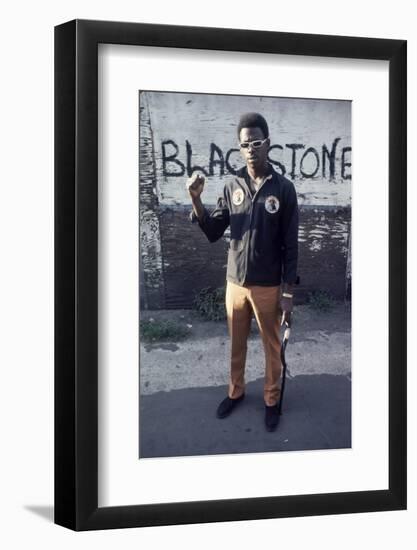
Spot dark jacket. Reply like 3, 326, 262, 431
192, 164, 299, 286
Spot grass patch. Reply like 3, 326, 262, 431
140, 319, 190, 342
307, 290, 335, 312
193, 286, 226, 321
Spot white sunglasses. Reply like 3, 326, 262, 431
239, 137, 269, 149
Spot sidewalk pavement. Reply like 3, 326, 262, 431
139, 304, 351, 458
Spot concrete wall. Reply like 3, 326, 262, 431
139, 91, 351, 309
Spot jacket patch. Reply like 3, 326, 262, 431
265, 195, 280, 213
232, 188, 245, 206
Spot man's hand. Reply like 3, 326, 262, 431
280, 294, 293, 327
187, 173, 205, 200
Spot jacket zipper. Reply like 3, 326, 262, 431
242, 174, 272, 283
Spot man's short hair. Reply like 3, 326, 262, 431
237, 112, 269, 140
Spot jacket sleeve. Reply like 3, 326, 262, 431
190, 188, 230, 243
281, 180, 299, 284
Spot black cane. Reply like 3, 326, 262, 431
278, 315, 291, 416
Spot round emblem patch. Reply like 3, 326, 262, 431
232, 188, 245, 206
265, 195, 280, 213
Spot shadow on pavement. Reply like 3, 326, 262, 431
139, 374, 351, 458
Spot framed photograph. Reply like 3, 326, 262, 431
138, 90, 353, 458
55, 19, 406, 530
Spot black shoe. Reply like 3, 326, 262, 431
265, 404, 280, 432
216, 394, 245, 419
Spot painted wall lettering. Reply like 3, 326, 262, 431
300, 147, 320, 178
161, 140, 185, 177
209, 143, 225, 176
322, 137, 341, 180
285, 143, 305, 179
267, 144, 286, 175
341, 147, 352, 180
161, 137, 351, 181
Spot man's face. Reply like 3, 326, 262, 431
239, 126, 270, 171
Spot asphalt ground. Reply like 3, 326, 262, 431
139, 304, 351, 458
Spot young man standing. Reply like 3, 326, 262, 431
188, 113, 299, 432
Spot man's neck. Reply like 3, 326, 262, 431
247, 162, 269, 181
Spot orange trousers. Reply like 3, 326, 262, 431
225, 281, 282, 406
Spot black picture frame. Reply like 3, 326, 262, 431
54, 19, 407, 531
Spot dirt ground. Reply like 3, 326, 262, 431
140, 302, 351, 343
139, 303, 351, 394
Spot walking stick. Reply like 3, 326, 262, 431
278, 314, 291, 416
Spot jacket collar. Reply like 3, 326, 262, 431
235, 163, 275, 196
237, 162, 275, 184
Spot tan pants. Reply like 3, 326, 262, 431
225, 281, 282, 406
